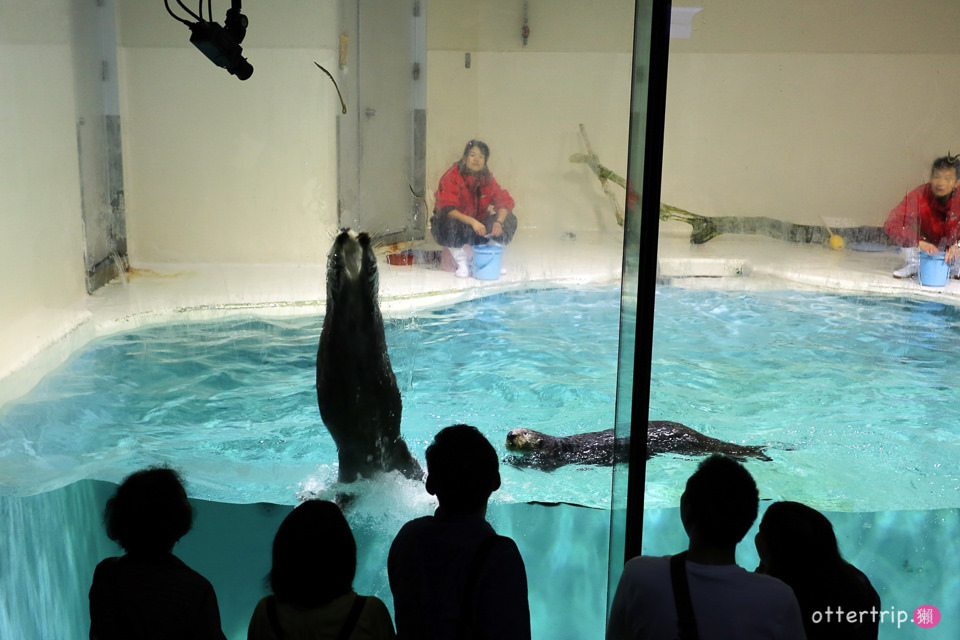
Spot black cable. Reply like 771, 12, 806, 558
175, 0, 202, 22
163, 0, 193, 25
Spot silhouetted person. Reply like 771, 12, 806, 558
89, 467, 226, 640
755, 501, 880, 640
607, 454, 806, 640
247, 499, 396, 640
388, 424, 530, 640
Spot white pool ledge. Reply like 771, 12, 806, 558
4, 225, 960, 409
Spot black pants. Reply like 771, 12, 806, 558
430, 210, 518, 247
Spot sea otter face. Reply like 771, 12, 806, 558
505, 427, 545, 453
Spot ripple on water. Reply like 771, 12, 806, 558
0, 287, 958, 511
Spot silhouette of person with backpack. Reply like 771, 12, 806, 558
247, 499, 396, 640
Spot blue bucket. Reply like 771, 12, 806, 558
471, 244, 503, 280
918, 252, 950, 287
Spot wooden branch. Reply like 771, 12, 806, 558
573, 124, 625, 226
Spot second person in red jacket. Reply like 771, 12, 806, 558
884, 154, 960, 279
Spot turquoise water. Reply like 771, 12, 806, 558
2, 286, 958, 510
1, 285, 959, 638
0, 287, 621, 506
649, 288, 960, 512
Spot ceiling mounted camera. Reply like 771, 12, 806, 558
165, 0, 253, 80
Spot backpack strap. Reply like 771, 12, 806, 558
336, 595, 367, 640
265, 594, 366, 640
670, 552, 700, 640
457, 535, 505, 640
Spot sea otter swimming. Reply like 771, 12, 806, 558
316, 230, 423, 482
504, 421, 772, 471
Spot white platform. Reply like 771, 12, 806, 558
2, 223, 958, 409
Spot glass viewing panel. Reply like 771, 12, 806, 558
646, 3, 960, 639
0, 2, 645, 640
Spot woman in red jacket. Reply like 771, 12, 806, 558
884, 155, 960, 279
430, 140, 518, 277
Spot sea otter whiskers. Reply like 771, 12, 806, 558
504, 422, 772, 471
316, 230, 423, 482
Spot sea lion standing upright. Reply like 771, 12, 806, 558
316, 230, 423, 482
504, 421, 773, 471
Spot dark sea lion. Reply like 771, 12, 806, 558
316, 230, 423, 482
504, 421, 772, 471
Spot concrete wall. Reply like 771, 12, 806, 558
112, 0, 960, 262
425, 0, 636, 235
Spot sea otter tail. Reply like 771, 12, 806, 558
712, 443, 772, 462
647, 420, 774, 462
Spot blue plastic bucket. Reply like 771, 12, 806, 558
918, 252, 950, 287
472, 244, 503, 280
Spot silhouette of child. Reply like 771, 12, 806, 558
89, 466, 227, 640
755, 501, 881, 640
247, 499, 395, 640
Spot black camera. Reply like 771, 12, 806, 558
173, 1, 253, 80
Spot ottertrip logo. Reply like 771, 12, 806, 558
810, 605, 940, 629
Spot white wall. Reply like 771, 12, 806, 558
117, 1, 341, 264
114, 0, 960, 260
426, 50, 633, 236
117, 0, 637, 265
0, 1, 89, 384
426, 0, 636, 236
662, 0, 960, 227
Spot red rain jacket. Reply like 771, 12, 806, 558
884, 183, 960, 249
434, 163, 515, 222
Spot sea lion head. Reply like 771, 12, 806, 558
505, 427, 547, 453
325, 229, 379, 309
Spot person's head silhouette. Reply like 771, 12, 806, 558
425, 424, 501, 515
103, 467, 194, 554
681, 454, 759, 550
756, 500, 842, 578
270, 500, 357, 608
